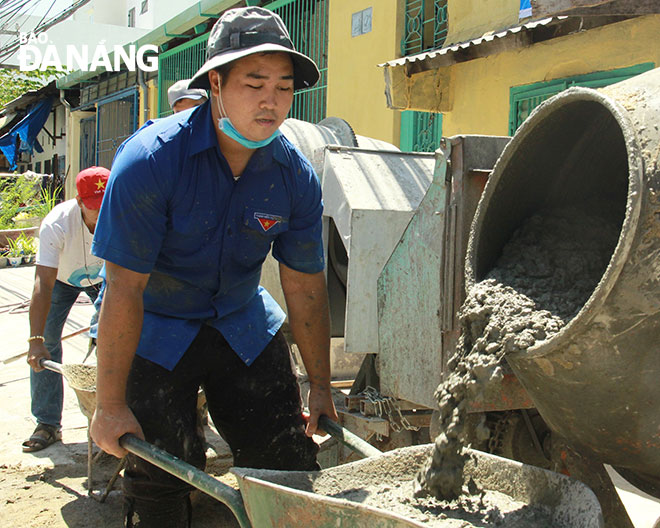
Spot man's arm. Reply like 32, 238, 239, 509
90, 261, 150, 457
279, 263, 337, 437
26, 265, 58, 372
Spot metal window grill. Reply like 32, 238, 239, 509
264, 0, 328, 123
402, 0, 448, 56
509, 63, 655, 135
156, 0, 328, 123
400, 110, 443, 153
96, 89, 138, 169
157, 33, 208, 117
79, 116, 96, 170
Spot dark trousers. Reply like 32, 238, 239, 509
123, 325, 319, 527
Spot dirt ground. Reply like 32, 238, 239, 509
2, 264, 660, 528
0, 432, 240, 528
0, 265, 241, 527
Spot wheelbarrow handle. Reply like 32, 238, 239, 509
119, 433, 252, 528
40, 359, 63, 374
318, 415, 383, 459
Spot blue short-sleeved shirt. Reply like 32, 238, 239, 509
92, 101, 325, 370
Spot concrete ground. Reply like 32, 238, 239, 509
1, 263, 660, 527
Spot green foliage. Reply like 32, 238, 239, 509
5, 236, 25, 257
0, 67, 63, 107
0, 175, 47, 229
33, 184, 61, 218
14, 231, 37, 255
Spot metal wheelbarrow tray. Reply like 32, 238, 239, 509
232, 444, 603, 528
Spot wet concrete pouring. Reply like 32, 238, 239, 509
401, 205, 621, 525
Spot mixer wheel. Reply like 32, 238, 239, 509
489, 410, 551, 469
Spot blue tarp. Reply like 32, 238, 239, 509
520, 0, 533, 18
0, 97, 53, 170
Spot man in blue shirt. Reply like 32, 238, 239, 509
90, 7, 337, 526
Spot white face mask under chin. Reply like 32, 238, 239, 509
216, 84, 281, 150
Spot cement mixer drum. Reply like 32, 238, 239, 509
465, 67, 660, 496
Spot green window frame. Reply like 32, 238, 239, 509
509, 62, 655, 135
264, 0, 328, 123
402, 0, 448, 56
400, 110, 443, 152
157, 32, 208, 117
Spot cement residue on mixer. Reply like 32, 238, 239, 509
417, 206, 621, 501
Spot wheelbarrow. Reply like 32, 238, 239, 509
40, 359, 125, 501
43, 359, 604, 527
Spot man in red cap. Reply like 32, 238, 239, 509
22, 166, 109, 452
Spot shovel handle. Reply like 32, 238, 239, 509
120, 433, 251, 528
3, 326, 91, 364
318, 415, 383, 459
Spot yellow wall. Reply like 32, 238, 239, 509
395, 15, 660, 137
327, 0, 402, 145
446, 0, 519, 44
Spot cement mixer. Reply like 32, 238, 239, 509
466, 68, 660, 496
375, 68, 660, 527
260, 69, 660, 526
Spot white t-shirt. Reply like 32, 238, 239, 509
36, 199, 103, 288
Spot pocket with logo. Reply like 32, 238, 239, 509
235, 208, 289, 270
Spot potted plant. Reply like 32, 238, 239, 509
5, 238, 23, 267
15, 232, 37, 264
0, 246, 8, 268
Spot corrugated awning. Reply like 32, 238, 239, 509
379, 16, 567, 71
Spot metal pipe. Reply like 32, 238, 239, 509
137, 68, 149, 124
318, 415, 383, 459
120, 434, 251, 528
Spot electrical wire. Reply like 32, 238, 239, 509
0, 0, 93, 64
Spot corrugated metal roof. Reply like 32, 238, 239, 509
379, 16, 568, 68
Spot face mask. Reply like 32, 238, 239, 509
217, 117, 280, 149
216, 84, 281, 149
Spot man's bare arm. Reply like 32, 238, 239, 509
27, 265, 58, 372
90, 261, 150, 457
279, 263, 337, 436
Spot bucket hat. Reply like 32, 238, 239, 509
167, 79, 208, 108
189, 6, 319, 91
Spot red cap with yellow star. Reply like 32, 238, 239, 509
76, 166, 110, 210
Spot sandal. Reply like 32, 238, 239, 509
22, 424, 62, 453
